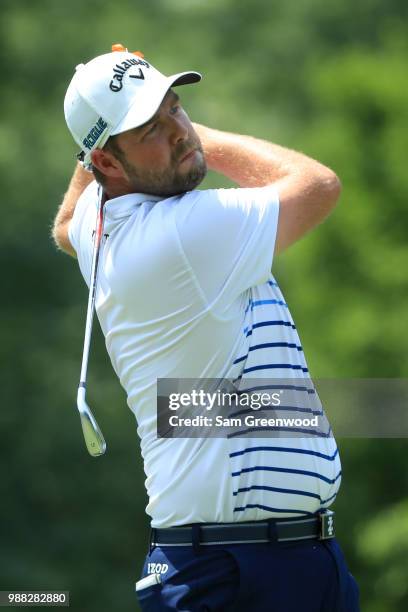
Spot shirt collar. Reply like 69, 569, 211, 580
103, 192, 163, 221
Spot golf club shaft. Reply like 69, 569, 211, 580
79, 187, 105, 388
76, 186, 107, 455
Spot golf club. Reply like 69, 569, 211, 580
76, 185, 107, 456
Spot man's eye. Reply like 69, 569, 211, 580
170, 104, 180, 115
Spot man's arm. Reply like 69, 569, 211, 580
52, 163, 94, 257
193, 124, 341, 254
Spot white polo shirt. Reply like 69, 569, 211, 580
69, 181, 341, 527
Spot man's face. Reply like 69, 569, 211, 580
112, 89, 207, 197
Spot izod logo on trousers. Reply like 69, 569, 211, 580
147, 563, 168, 575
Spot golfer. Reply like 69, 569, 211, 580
53, 46, 360, 611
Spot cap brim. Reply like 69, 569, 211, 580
171, 71, 201, 87
111, 70, 201, 137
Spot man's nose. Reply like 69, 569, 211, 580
168, 114, 188, 144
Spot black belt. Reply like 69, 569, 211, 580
151, 510, 335, 547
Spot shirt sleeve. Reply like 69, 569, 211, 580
174, 186, 280, 307
68, 180, 98, 286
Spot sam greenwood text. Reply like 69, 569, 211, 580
168, 415, 319, 428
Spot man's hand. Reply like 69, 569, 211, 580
52, 163, 94, 257
193, 123, 341, 254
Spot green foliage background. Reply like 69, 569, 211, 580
0, 1, 407, 610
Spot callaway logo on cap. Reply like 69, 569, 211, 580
64, 43, 201, 167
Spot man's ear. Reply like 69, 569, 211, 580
91, 148, 125, 178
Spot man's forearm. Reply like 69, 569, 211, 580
52, 163, 94, 256
193, 123, 334, 188
193, 122, 341, 254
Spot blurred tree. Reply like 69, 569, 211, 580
0, 1, 406, 611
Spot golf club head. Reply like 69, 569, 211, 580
77, 387, 106, 456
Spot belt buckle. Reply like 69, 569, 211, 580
319, 510, 335, 540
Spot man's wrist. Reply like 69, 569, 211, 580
193, 123, 233, 173
71, 162, 94, 192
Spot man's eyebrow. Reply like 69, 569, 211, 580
139, 91, 180, 131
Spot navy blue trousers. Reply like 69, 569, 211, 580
135, 537, 360, 611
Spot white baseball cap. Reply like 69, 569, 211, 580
64, 47, 201, 167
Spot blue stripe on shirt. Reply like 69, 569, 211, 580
242, 363, 309, 374
232, 384, 316, 395
244, 320, 296, 336
228, 426, 330, 438
227, 405, 324, 419
231, 466, 342, 485
233, 486, 340, 506
233, 503, 314, 515
233, 484, 323, 501
245, 299, 288, 314
321, 491, 339, 505
229, 446, 339, 461
233, 342, 303, 364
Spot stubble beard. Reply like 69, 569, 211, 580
122, 142, 207, 198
